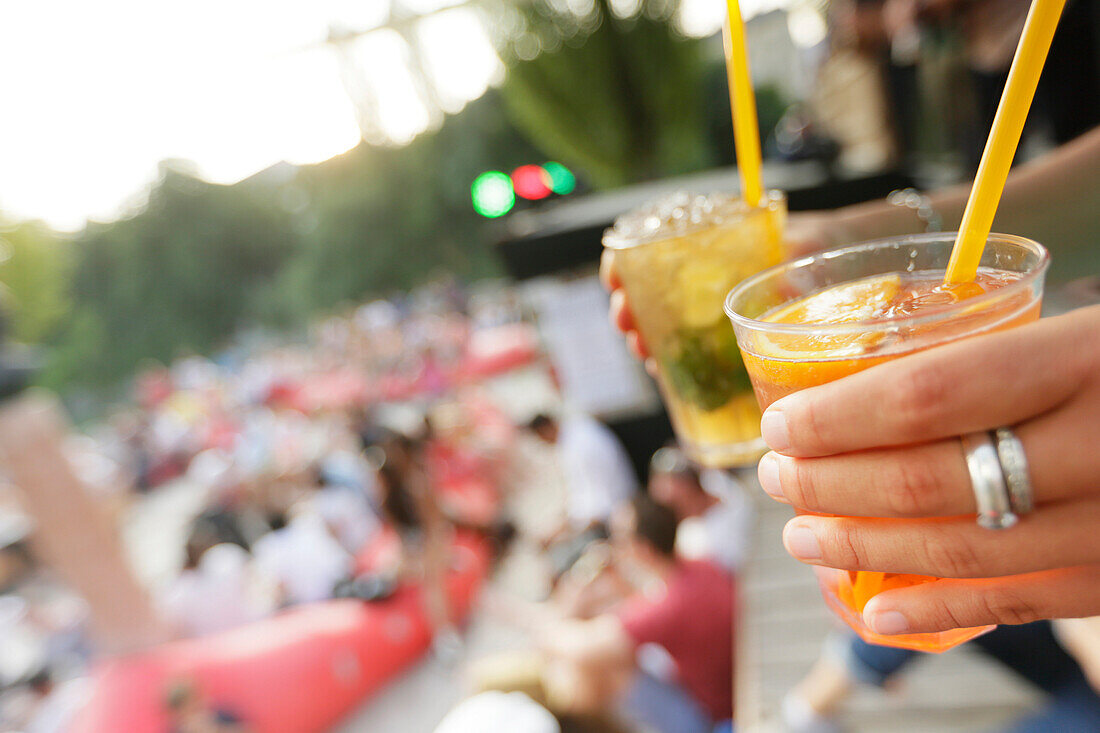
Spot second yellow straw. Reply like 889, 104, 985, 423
944, 0, 1067, 283
723, 0, 764, 208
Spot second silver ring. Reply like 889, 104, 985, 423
961, 431, 1018, 530
994, 426, 1035, 516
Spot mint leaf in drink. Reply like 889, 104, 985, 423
661, 320, 752, 412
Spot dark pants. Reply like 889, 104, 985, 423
846, 622, 1100, 731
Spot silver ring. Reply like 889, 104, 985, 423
994, 427, 1035, 515
960, 431, 1018, 530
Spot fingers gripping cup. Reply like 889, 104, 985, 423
604, 191, 787, 468
725, 232, 1049, 652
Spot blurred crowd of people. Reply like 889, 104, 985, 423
458, 418, 753, 733
0, 260, 760, 733
0, 259, 762, 733
0, 279, 538, 731
790, 0, 1098, 178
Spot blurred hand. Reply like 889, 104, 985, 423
784, 210, 849, 256
756, 306, 1100, 635
599, 249, 655, 374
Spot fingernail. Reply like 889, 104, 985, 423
760, 408, 790, 452
784, 524, 821, 560
757, 452, 785, 502
867, 610, 910, 636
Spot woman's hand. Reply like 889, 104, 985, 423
599, 249, 654, 371
756, 306, 1100, 635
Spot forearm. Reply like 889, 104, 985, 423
483, 589, 568, 633
832, 127, 1100, 258
538, 614, 633, 666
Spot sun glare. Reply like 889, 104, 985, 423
417, 8, 504, 113
0, 0, 502, 230
0, 0, 796, 229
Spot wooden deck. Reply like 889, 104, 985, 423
736, 475, 1044, 732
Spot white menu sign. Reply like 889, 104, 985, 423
524, 273, 660, 418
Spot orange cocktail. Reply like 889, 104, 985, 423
725, 233, 1050, 652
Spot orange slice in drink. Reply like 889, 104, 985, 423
742, 274, 902, 393
766, 273, 903, 328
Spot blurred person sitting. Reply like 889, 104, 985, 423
251, 507, 352, 607
372, 430, 462, 657
304, 461, 380, 555
164, 678, 250, 733
190, 482, 257, 552
435, 690, 628, 733
434, 691, 561, 733
159, 530, 266, 638
648, 446, 754, 574
187, 451, 270, 550
783, 622, 1100, 733
551, 540, 635, 621
526, 413, 639, 568
493, 495, 735, 733
17, 667, 91, 733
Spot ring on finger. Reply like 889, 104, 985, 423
994, 426, 1035, 516
961, 431, 1018, 530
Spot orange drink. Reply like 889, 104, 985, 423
725, 233, 1050, 652
605, 191, 786, 468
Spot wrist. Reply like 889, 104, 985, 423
833, 196, 928, 244
829, 207, 875, 246
887, 188, 943, 233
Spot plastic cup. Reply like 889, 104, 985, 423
725, 232, 1049, 652
604, 190, 786, 468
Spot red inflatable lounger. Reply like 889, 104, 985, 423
70, 534, 490, 733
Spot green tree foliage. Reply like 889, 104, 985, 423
277, 93, 539, 318
497, 0, 712, 187
63, 163, 300, 385
41, 93, 542, 391
16, 7, 784, 397
0, 221, 73, 344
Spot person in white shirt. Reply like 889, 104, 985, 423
22, 669, 92, 733
307, 454, 381, 555
309, 483, 379, 555
528, 413, 639, 533
159, 539, 263, 638
434, 691, 560, 733
251, 508, 352, 606
647, 446, 754, 574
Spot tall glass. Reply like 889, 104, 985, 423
725, 233, 1049, 652
604, 191, 787, 468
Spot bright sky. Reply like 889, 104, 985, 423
0, 0, 779, 231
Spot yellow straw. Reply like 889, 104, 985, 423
944, 0, 1066, 284
723, 0, 763, 208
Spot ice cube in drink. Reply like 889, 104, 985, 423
605, 191, 786, 468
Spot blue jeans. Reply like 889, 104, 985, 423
844, 622, 1100, 731
617, 670, 713, 733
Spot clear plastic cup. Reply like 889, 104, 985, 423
725, 232, 1049, 652
604, 190, 786, 468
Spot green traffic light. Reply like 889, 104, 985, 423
543, 162, 576, 195
471, 171, 515, 218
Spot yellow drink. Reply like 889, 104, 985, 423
605, 191, 786, 467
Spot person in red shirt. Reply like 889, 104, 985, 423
615, 496, 735, 724
524, 495, 736, 732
